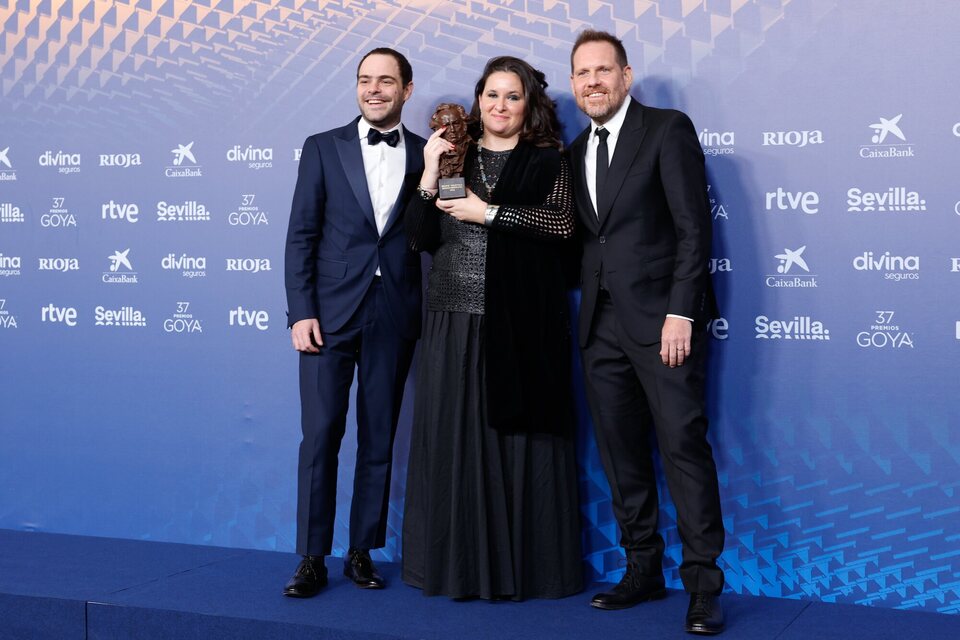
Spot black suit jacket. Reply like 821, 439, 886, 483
285, 117, 426, 340
569, 98, 717, 347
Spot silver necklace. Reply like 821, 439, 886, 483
476, 139, 498, 199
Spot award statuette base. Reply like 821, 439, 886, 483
438, 177, 466, 199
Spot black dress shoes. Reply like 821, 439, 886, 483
283, 555, 327, 598
685, 592, 724, 634
343, 548, 385, 589
590, 564, 667, 610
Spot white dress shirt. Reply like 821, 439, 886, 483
358, 118, 406, 275
584, 96, 630, 216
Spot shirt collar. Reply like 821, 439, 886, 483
591, 97, 631, 140
358, 118, 404, 144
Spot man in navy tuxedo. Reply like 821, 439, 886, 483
283, 48, 425, 597
568, 31, 725, 634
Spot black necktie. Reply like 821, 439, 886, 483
367, 128, 400, 147
595, 127, 610, 214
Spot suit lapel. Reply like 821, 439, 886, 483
570, 128, 599, 234
334, 119, 377, 231
598, 99, 647, 227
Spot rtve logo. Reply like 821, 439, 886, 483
41, 303, 78, 326
764, 188, 819, 214
229, 306, 269, 330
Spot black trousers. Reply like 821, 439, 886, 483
581, 294, 724, 594
295, 278, 415, 556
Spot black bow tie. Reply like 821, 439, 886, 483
367, 128, 400, 147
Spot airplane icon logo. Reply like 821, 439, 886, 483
108, 249, 133, 272
171, 142, 196, 166
775, 246, 810, 274
869, 114, 906, 144
0, 147, 11, 169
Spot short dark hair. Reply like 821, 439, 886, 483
570, 30, 629, 71
469, 56, 562, 149
357, 47, 413, 87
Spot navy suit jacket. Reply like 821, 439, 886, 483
569, 99, 717, 347
285, 117, 426, 340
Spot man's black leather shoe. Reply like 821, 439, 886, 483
283, 555, 327, 598
685, 592, 724, 634
344, 548, 385, 589
590, 563, 666, 610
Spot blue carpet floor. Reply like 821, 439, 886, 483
0, 529, 954, 639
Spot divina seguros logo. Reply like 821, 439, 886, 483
853, 251, 920, 281
698, 128, 734, 156
227, 145, 273, 170
162, 253, 206, 278
0, 254, 21, 277
38, 150, 81, 174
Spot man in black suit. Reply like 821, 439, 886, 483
568, 30, 725, 634
283, 48, 425, 597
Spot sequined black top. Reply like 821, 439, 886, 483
423, 147, 574, 314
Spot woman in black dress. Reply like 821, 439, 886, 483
402, 56, 582, 600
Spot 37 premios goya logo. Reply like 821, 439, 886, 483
228, 194, 269, 226
857, 311, 913, 349
42, 197, 76, 228
164, 302, 203, 334
0, 299, 18, 329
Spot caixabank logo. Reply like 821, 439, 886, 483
859, 114, 915, 158
853, 251, 919, 281
0, 146, 17, 181
102, 249, 138, 284
164, 302, 203, 334
755, 314, 830, 340
847, 187, 926, 213
0, 299, 17, 329
41, 197, 75, 228
0, 253, 21, 277
766, 246, 817, 288
95, 305, 147, 328
856, 311, 913, 349
1, 202, 25, 223
228, 194, 269, 226
38, 150, 81, 174
165, 142, 202, 178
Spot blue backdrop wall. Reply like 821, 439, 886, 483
1, 0, 958, 614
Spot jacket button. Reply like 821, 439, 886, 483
599, 235, 606, 244
593, 270, 600, 277
377, 240, 384, 248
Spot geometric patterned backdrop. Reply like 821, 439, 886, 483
2, 0, 958, 614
